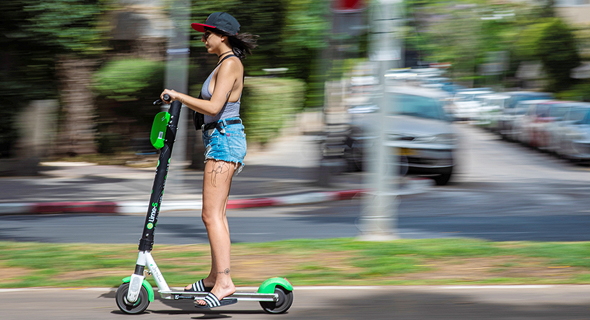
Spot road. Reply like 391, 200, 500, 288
2, 125, 590, 243
2, 285, 590, 320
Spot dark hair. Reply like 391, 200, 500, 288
206, 27, 258, 60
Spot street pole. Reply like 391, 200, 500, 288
163, 0, 190, 194
358, 0, 404, 241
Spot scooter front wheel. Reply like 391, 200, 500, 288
115, 282, 150, 314
260, 286, 293, 314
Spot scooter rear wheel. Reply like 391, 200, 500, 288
115, 282, 150, 314
260, 286, 293, 314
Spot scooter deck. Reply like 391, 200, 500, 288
160, 290, 278, 302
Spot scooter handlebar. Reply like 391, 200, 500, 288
153, 94, 171, 105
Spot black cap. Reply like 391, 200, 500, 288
191, 12, 240, 36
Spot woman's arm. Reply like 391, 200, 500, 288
160, 59, 241, 117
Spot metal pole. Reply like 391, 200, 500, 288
163, 0, 191, 193
358, 0, 404, 241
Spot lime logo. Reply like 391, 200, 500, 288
148, 202, 158, 223
147, 223, 154, 229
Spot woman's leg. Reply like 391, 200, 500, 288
196, 160, 236, 304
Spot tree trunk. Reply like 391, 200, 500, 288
55, 56, 97, 156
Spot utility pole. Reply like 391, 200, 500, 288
163, 0, 191, 193
358, 0, 404, 241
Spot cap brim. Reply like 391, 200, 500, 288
191, 23, 216, 32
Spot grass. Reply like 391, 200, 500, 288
1, 238, 590, 288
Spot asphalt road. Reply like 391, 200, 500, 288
2, 285, 590, 320
2, 125, 590, 244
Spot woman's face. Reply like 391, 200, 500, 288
202, 30, 223, 53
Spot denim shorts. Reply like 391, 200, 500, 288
202, 117, 247, 175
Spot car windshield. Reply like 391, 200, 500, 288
549, 104, 570, 118
386, 93, 445, 120
508, 94, 553, 109
567, 108, 590, 123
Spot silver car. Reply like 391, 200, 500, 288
344, 86, 457, 185
552, 104, 590, 161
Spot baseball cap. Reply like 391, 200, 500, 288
191, 12, 240, 36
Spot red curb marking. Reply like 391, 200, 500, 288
31, 202, 119, 214
226, 198, 278, 209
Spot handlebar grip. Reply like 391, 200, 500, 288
153, 94, 172, 105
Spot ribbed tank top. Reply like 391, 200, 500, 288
200, 62, 241, 123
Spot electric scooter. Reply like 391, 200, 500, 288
115, 95, 294, 314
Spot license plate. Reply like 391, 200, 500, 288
398, 148, 415, 156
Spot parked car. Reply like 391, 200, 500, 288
344, 86, 458, 185
473, 93, 510, 131
448, 89, 494, 121
551, 103, 590, 161
499, 100, 550, 142
497, 91, 554, 141
528, 101, 572, 150
504, 91, 555, 109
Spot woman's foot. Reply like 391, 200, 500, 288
195, 280, 235, 306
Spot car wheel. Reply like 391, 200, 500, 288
433, 166, 453, 186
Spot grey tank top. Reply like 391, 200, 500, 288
200, 62, 241, 123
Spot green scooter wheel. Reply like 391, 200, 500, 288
115, 282, 150, 314
260, 286, 293, 314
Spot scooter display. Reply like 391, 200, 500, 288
115, 95, 293, 314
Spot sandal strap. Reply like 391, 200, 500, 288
185, 279, 212, 292
204, 292, 221, 307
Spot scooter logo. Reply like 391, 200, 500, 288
147, 223, 154, 229
148, 202, 158, 224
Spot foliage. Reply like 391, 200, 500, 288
555, 81, 590, 102
0, 0, 111, 157
92, 59, 165, 102
21, 0, 111, 57
537, 19, 581, 92
241, 77, 306, 145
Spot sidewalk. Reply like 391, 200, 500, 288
0, 133, 431, 215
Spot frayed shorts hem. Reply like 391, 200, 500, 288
203, 157, 244, 176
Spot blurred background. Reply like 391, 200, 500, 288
4, 1, 590, 317
0, 0, 586, 173
1, 0, 589, 178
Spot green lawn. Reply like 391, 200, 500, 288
1, 238, 590, 288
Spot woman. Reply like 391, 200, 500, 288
160, 12, 257, 309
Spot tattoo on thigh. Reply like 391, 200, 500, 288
207, 162, 230, 187
217, 268, 230, 275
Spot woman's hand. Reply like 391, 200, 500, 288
160, 89, 180, 104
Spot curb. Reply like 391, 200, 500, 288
0, 179, 432, 215
0, 190, 365, 215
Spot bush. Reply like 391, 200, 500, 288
241, 77, 306, 145
92, 58, 165, 102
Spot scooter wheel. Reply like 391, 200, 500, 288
115, 282, 150, 314
260, 285, 293, 314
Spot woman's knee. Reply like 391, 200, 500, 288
201, 209, 225, 226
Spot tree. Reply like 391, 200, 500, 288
537, 19, 580, 92
15, 0, 110, 156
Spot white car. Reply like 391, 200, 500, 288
449, 89, 494, 121
344, 86, 458, 185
